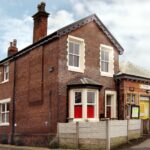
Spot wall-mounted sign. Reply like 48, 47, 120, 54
140, 84, 150, 90
131, 105, 140, 119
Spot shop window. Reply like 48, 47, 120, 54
69, 89, 99, 121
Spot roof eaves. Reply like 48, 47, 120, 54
0, 13, 124, 64
0, 32, 58, 64
115, 73, 150, 83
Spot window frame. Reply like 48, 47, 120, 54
0, 98, 10, 126
0, 63, 9, 84
100, 44, 114, 77
126, 92, 138, 104
105, 90, 117, 118
67, 35, 85, 73
69, 88, 99, 122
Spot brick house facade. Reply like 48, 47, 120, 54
115, 62, 150, 120
0, 2, 125, 145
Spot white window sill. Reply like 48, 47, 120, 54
70, 118, 99, 122
0, 123, 10, 126
68, 66, 84, 73
101, 71, 113, 77
0, 80, 9, 84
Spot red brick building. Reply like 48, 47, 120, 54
115, 62, 150, 120
0, 2, 125, 145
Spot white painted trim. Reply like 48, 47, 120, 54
0, 79, 9, 84
69, 88, 99, 122
100, 44, 114, 77
3, 63, 9, 81
105, 90, 117, 118
68, 35, 85, 42
0, 98, 11, 104
0, 123, 10, 126
67, 35, 85, 73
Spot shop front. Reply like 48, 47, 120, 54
140, 96, 150, 119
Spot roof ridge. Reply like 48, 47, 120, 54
0, 13, 124, 64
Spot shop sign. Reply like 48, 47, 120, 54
140, 84, 150, 90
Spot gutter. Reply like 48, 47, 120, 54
114, 73, 150, 83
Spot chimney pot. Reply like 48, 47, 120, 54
38, 2, 46, 12
13, 39, 17, 47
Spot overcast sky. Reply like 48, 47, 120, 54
0, 0, 149, 70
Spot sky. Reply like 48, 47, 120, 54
0, 0, 149, 71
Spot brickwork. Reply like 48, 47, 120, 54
118, 79, 150, 119
0, 14, 120, 146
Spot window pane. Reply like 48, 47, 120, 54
132, 94, 135, 102
6, 73, 9, 80
105, 62, 109, 72
69, 54, 74, 66
74, 106, 82, 118
74, 44, 79, 55
101, 51, 105, 61
75, 92, 81, 103
105, 51, 109, 61
69, 42, 74, 53
2, 113, 5, 123
101, 62, 105, 72
106, 106, 111, 118
6, 113, 9, 123
87, 92, 95, 103
6, 103, 9, 111
2, 104, 5, 112
74, 56, 79, 67
87, 105, 94, 118
4, 64, 9, 80
127, 94, 130, 102
107, 95, 111, 105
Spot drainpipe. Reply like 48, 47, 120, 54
116, 79, 120, 119
11, 58, 17, 144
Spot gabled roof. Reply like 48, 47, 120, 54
115, 61, 150, 82
0, 14, 124, 64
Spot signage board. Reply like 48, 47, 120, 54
140, 84, 150, 90
131, 105, 140, 119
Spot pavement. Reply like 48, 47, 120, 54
0, 144, 50, 150
1, 139, 150, 150
119, 138, 150, 150
0, 144, 74, 150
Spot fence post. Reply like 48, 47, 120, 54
106, 118, 110, 150
76, 122, 79, 149
141, 119, 143, 136
127, 118, 129, 142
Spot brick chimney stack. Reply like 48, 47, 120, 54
8, 39, 18, 56
32, 2, 49, 43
